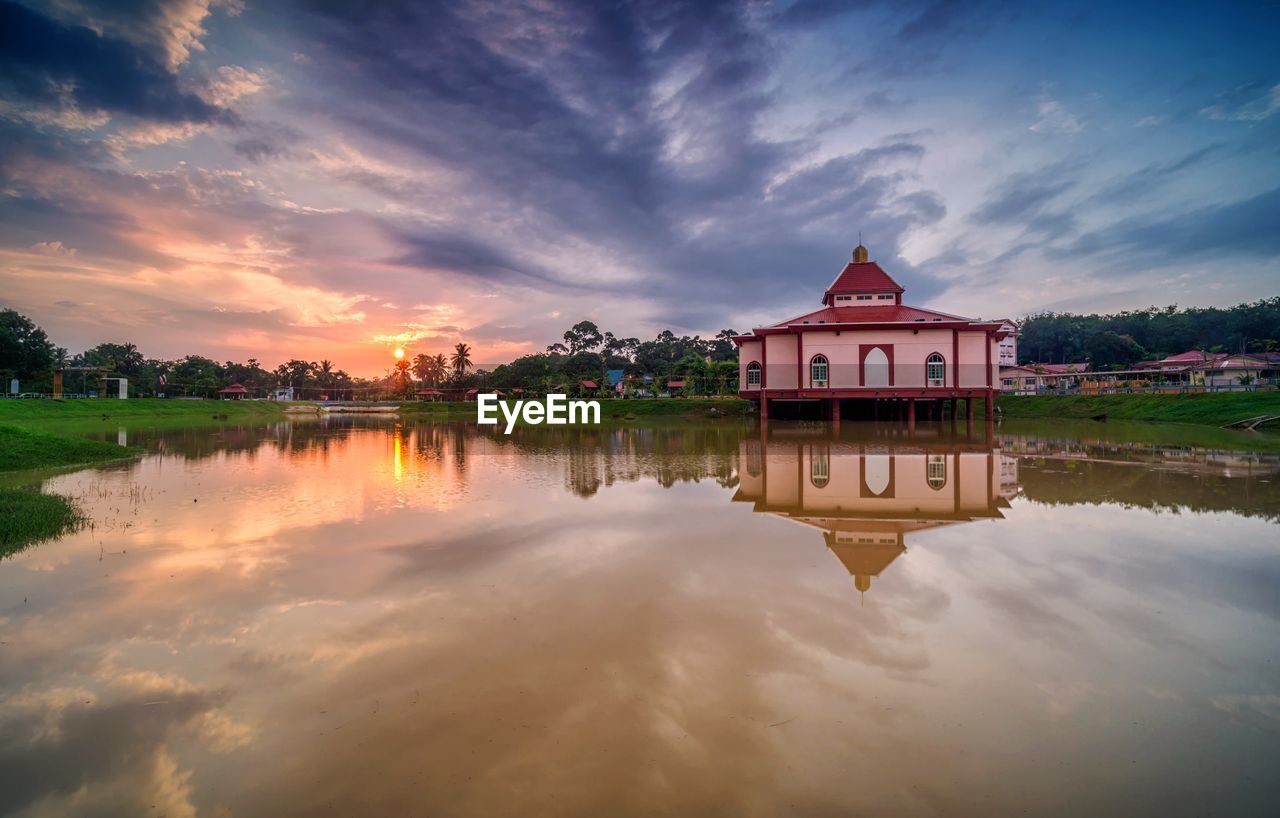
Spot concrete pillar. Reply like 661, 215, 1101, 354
759, 396, 769, 421
967, 397, 975, 423
907, 399, 916, 426
831, 397, 841, 425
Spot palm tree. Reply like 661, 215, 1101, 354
319, 359, 333, 387
450, 343, 472, 378
412, 353, 432, 384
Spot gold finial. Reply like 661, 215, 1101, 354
853, 244, 869, 263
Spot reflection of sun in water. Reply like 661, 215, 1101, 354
393, 430, 403, 482
393, 347, 405, 359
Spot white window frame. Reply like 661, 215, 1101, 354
927, 455, 947, 489
926, 353, 945, 387
811, 452, 830, 488
810, 355, 829, 387
746, 361, 761, 386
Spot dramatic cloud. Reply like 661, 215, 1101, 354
0, 0, 1277, 372
0, 1, 231, 124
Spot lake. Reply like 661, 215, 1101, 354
2, 417, 1279, 817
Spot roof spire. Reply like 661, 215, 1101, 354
852, 237, 869, 264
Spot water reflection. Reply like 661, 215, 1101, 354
735, 430, 1017, 596
2, 418, 1279, 817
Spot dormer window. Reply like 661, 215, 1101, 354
877, 294, 894, 300
856, 295, 872, 301
836, 295, 852, 302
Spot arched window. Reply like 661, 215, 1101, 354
810, 355, 829, 387
811, 451, 830, 488
926, 353, 945, 387
746, 361, 761, 386
927, 454, 947, 489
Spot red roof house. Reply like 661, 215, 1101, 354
734, 244, 1011, 419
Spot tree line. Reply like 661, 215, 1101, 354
1017, 298, 1280, 370
0, 311, 742, 398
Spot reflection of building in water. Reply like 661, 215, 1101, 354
734, 435, 1016, 596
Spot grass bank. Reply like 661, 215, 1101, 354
399, 397, 753, 421
0, 487, 84, 558
0, 424, 141, 472
997, 392, 1280, 428
0, 397, 290, 426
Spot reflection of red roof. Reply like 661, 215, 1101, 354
772, 304, 970, 327
667, 379, 685, 387
580, 380, 597, 388
218, 384, 248, 393
824, 261, 904, 298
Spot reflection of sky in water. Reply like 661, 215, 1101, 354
1, 420, 1279, 817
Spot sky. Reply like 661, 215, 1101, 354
1, 0, 1278, 376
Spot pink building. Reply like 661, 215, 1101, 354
735, 245, 1011, 421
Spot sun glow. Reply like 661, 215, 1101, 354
393, 347, 405, 359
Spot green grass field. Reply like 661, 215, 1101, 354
0, 487, 84, 557
0, 397, 289, 425
997, 392, 1280, 428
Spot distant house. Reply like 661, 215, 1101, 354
999, 363, 1089, 394
415, 388, 443, 402
606, 368, 626, 396
270, 386, 295, 401
666, 379, 686, 395
1201, 353, 1280, 387
218, 383, 248, 400
995, 320, 1019, 366
1155, 350, 1227, 370
579, 379, 599, 397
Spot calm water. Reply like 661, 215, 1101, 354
2, 418, 1279, 817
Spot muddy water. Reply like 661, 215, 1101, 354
2, 418, 1278, 817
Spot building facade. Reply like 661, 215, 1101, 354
735, 245, 1011, 421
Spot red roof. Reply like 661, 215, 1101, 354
1160, 350, 1225, 365
1017, 363, 1089, 374
823, 261, 903, 303
771, 304, 971, 327
218, 384, 248, 393
580, 379, 597, 388
415, 388, 443, 395
667, 379, 686, 387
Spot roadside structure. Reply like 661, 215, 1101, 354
734, 244, 1010, 421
